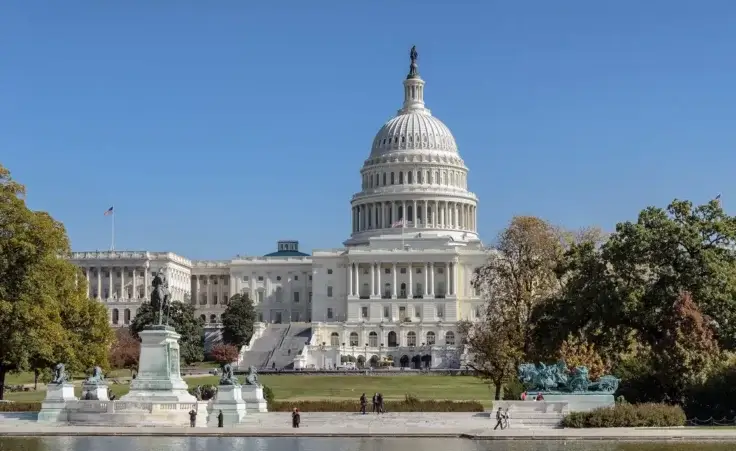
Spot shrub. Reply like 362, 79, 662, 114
0, 402, 41, 412
188, 384, 218, 401
270, 396, 483, 412
262, 385, 274, 405
502, 379, 525, 401
561, 403, 686, 428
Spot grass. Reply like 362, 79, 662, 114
4, 374, 494, 407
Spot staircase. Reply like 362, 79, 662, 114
237, 324, 290, 370
265, 322, 312, 370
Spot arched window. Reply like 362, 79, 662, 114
210, 314, 217, 324
407, 331, 417, 346
387, 331, 398, 347
349, 332, 359, 346
124, 308, 131, 325
445, 331, 455, 345
426, 331, 436, 345
200, 314, 206, 323
112, 309, 119, 325
391, 172, 395, 184
369, 331, 378, 347
382, 173, 386, 186
399, 172, 404, 184
330, 332, 340, 346
407, 171, 413, 184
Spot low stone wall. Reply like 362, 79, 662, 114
237, 369, 475, 377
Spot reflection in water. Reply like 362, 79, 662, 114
1, 437, 736, 451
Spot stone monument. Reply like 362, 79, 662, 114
240, 365, 268, 413
121, 272, 196, 403
517, 360, 619, 411
209, 363, 247, 426
38, 363, 77, 422
494, 360, 620, 429
81, 366, 109, 401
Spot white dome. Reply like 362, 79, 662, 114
370, 112, 458, 157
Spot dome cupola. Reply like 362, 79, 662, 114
345, 47, 480, 247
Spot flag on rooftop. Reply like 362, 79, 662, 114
104, 206, 114, 216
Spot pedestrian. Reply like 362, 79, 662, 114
493, 407, 505, 430
377, 393, 384, 414
360, 393, 367, 414
372, 393, 378, 413
188, 409, 197, 427
292, 407, 301, 428
536, 393, 545, 401
217, 410, 224, 428
520, 391, 527, 401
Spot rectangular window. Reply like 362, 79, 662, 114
384, 268, 390, 274
415, 306, 421, 317
257, 291, 264, 303
294, 275, 299, 281
258, 312, 263, 322
416, 283, 423, 297
223, 295, 229, 304
416, 268, 422, 274
243, 276, 249, 281
309, 292, 312, 303
400, 268, 407, 274
383, 306, 390, 318
293, 292, 300, 303
214, 278, 218, 285
327, 269, 333, 275
258, 276, 264, 281
361, 306, 369, 319
399, 306, 406, 320
327, 308, 334, 319
437, 305, 445, 318
327, 286, 333, 297
213, 294, 218, 304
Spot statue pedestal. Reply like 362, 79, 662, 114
38, 383, 77, 423
120, 325, 196, 403
241, 385, 268, 413
81, 384, 109, 401
535, 393, 614, 412
209, 385, 247, 426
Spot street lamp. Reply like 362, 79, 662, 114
364, 343, 368, 369
379, 343, 384, 368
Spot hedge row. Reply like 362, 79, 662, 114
562, 403, 686, 428
269, 399, 484, 412
0, 402, 41, 412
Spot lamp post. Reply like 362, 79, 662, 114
364, 344, 368, 369
379, 343, 384, 368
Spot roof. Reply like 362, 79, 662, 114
263, 250, 310, 257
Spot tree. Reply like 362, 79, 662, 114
0, 164, 113, 399
221, 293, 256, 349
109, 327, 140, 371
651, 292, 720, 403
130, 301, 204, 364
458, 318, 522, 400
210, 343, 239, 365
472, 216, 565, 358
557, 335, 610, 380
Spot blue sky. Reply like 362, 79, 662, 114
2, 1, 735, 259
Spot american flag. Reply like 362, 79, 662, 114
391, 219, 406, 228
104, 206, 114, 216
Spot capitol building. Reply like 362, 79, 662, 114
70, 49, 488, 370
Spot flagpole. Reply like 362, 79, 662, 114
111, 207, 115, 251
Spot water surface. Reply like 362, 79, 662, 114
0, 437, 733, 451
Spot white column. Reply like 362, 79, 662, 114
392, 263, 397, 298
408, 263, 413, 298
378, 263, 383, 297
456, 204, 460, 229
207, 276, 213, 306
392, 202, 397, 225
370, 263, 375, 297
132, 268, 138, 299
449, 262, 455, 296
96, 267, 102, 299
429, 262, 434, 296
108, 267, 114, 299
413, 200, 418, 227
120, 267, 126, 299
144, 267, 150, 300
439, 203, 445, 228
424, 263, 429, 298
402, 200, 407, 221
348, 262, 353, 297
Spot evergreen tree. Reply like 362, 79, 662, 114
221, 293, 256, 349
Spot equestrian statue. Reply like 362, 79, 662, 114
150, 271, 172, 326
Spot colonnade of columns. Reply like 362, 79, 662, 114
192, 275, 230, 307
351, 200, 476, 233
347, 261, 458, 299
84, 266, 150, 301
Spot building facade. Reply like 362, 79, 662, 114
70, 48, 488, 369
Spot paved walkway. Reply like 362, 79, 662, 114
2, 412, 736, 440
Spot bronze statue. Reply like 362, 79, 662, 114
84, 366, 106, 385
151, 271, 172, 326
408, 45, 419, 79
51, 363, 68, 385
219, 363, 240, 386
244, 365, 261, 386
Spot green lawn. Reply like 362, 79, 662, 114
4, 374, 494, 407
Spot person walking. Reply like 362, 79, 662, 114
493, 407, 505, 430
377, 393, 384, 414
217, 410, 224, 428
372, 393, 378, 413
360, 393, 367, 414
